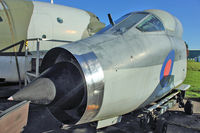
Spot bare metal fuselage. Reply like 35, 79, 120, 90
52, 27, 186, 123
11, 9, 187, 128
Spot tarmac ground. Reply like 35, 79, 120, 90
0, 83, 199, 133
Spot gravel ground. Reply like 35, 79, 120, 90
23, 99, 200, 133
0, 85, 199, 133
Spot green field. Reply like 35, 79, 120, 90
183, 60, 200, 98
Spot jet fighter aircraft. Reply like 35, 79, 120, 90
9, 9, 189, 129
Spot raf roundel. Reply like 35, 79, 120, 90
160, 50, 175, 87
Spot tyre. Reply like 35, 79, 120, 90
184, 100, 193, 115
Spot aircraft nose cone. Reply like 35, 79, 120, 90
9, 61, 87, 124
9, 78, 56, 105
9, 61, 86, 107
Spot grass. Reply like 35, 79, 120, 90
183, 60, 200, 98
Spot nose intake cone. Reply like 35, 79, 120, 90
9, 78, 56, 105
9, 61, 87, 124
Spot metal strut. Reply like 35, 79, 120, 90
139, 84, 191, 129
24, 38, 73, 85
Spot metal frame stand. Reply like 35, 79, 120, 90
25, 39, 40, 86
24, 38, 72, 86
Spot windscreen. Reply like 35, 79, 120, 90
136, 15, 165, 32
97, 12, 149, 34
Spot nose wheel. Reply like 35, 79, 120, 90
176, 89, 193, 115
184, 100, 193, 115
177, 91, 193, 115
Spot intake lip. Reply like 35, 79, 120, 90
73, 52, 104, 124
11, 47, 105, 125
40, 48, 105, 124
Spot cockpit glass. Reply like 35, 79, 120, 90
97, 13, 131, 34
97, 12, 149, 34
136, 15, 165, 32
111, 13, 149, 33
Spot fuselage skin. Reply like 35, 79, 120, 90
41, 10, 187, 124
7, 8, 187, 128
58, 28, 186, 123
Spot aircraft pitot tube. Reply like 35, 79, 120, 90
9, 9, 187, 128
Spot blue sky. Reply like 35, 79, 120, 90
36, 0, 200, 49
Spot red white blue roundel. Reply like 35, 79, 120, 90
160, 50, 175, 87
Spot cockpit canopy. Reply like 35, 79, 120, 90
98, 9, 183, 39
145, 9, 183, 38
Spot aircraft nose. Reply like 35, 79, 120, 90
9, 77, 56, 105
9, 61, 87, 124
8, 61, 86, 107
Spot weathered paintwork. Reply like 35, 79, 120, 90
0, 0, 33, 52
11, 9, 187, 128
47, 10, 186, 123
